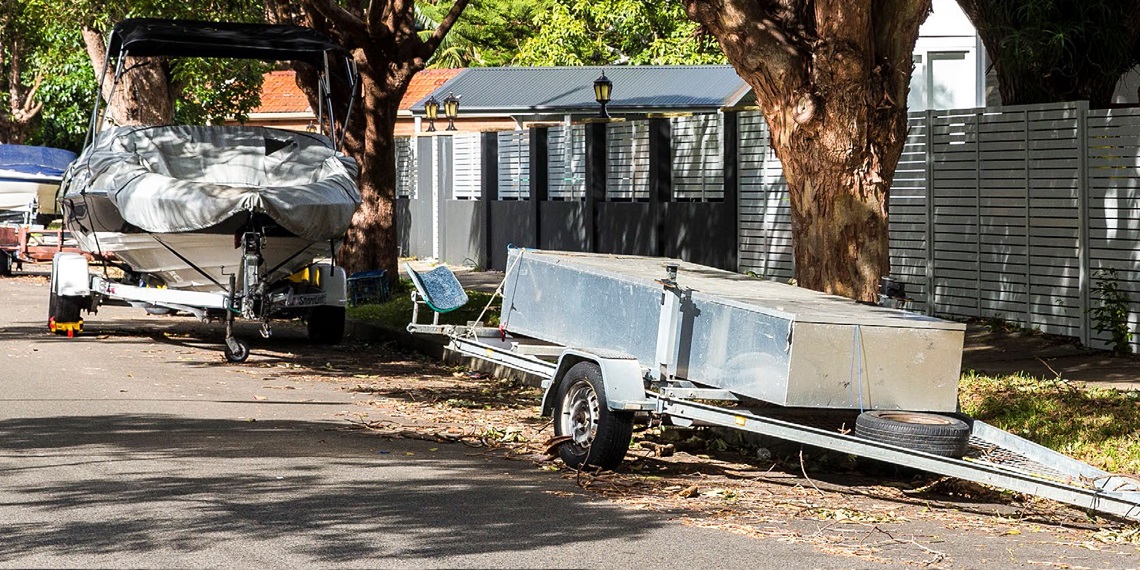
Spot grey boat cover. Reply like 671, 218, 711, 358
65, 125, 360, 241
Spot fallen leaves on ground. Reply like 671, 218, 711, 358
253, 336, 1140, 567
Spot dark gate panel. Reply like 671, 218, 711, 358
664, 202, 736, 270
539, 201, 588, 252
596, 202, 654, 256
488, 201, 536, 270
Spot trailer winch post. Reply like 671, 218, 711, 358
654, 263, 682, 382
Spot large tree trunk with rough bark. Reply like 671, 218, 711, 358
337, 66, 408, 282
267, 0, 469, 283
685, 0, 929, 302
81, 27, 175, 126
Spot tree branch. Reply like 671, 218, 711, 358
302, 0, 369, 45
682, 0, 810, 99
422, 0, 471, 56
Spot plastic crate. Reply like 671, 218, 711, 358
347, 269, 389, 307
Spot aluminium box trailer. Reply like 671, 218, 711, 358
407, 249, 1140, 521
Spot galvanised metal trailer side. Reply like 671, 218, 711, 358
406, 250, 1140, 522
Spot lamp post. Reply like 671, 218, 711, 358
443, 92, 460, 131
593, 71, 612, 118
424, 95, 439, 132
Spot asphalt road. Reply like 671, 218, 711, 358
0, 274, 848, 569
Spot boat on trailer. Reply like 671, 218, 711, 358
50, 18, 361, 361
0, 144, 76, 224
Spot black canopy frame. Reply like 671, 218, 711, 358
87, 18, 359, 149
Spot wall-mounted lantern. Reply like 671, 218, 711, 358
593, 71, 613, 118
424, 95, 439, 132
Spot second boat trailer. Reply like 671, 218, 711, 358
407, 249, 1140, 522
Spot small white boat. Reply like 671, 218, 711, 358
0, 145, 76, 223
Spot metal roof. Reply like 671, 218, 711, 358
409, 65, 752, 115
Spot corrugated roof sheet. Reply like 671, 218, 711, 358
410, 65, 751, 114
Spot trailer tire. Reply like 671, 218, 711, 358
854, 410, 971, 458
0, 252, 11, 276
554, 361, 634, 470
307, 305, 345, 345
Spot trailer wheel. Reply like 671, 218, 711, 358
854, 410, 971, 458
554, 361, 634, 470
224, 338, 250, 363
0, 252, 11, 276
307, 305, 345, 345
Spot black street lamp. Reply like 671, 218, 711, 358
424, 95, 439, 132
443, 92, 460, 131
593, 71, 613, 118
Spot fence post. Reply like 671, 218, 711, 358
1077, 101, 1091, 347
530, 127, 548, 249
480, 132, 499, 270
584, 121, 608, 253
722, 110, 740, 273
1024, 110, 1033, 328
924, 109, 936, 315
648, 117, 671, 257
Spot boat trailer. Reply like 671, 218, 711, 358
47, 243, 348, 362
407, 249, 1140, 522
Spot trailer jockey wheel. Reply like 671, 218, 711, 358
554, 361, 634, 470
224, 337, 250, 363
854, 410, 971, 458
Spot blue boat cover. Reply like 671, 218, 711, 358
0, 145, 77, 180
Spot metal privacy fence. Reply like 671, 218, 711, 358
395, 101, 1140, 352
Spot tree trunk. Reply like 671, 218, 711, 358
336, 67, 402, 283
81, 27, 175, 126
686, 0, 927, 302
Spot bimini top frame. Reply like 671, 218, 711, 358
88, 18, 359, 148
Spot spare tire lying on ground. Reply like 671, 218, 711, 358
854, 410, 971, 458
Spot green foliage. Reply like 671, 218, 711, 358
1089, 268, 1134, 355
25, 25, 96, 151
420, 0, 554, 67
959, 0, 1140, 106
959, 371, 1140, 474
514, 0, 725, 66
16, 0, 267, 146
172, 58, 270, 126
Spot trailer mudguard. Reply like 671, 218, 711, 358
313, 264, 347, 307
541, 349, 653, 416
51, 252, 91, 297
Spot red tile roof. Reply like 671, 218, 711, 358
253, 68, 463, 114
401, 68, 464, 109
255, 70, 313, 114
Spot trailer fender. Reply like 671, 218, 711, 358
51, 252, 91, 297
541, 349, 651, 417
313, 264, 348, 307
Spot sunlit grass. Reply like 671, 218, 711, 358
346, 278, 500, 329
959, 371, 1140, 475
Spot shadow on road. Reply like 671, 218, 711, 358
0, 413, 666, 563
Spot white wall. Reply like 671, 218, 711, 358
910, 0, 985, 111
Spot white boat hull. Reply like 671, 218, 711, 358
77, 231, 332, 293
0, 175, 59, 213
